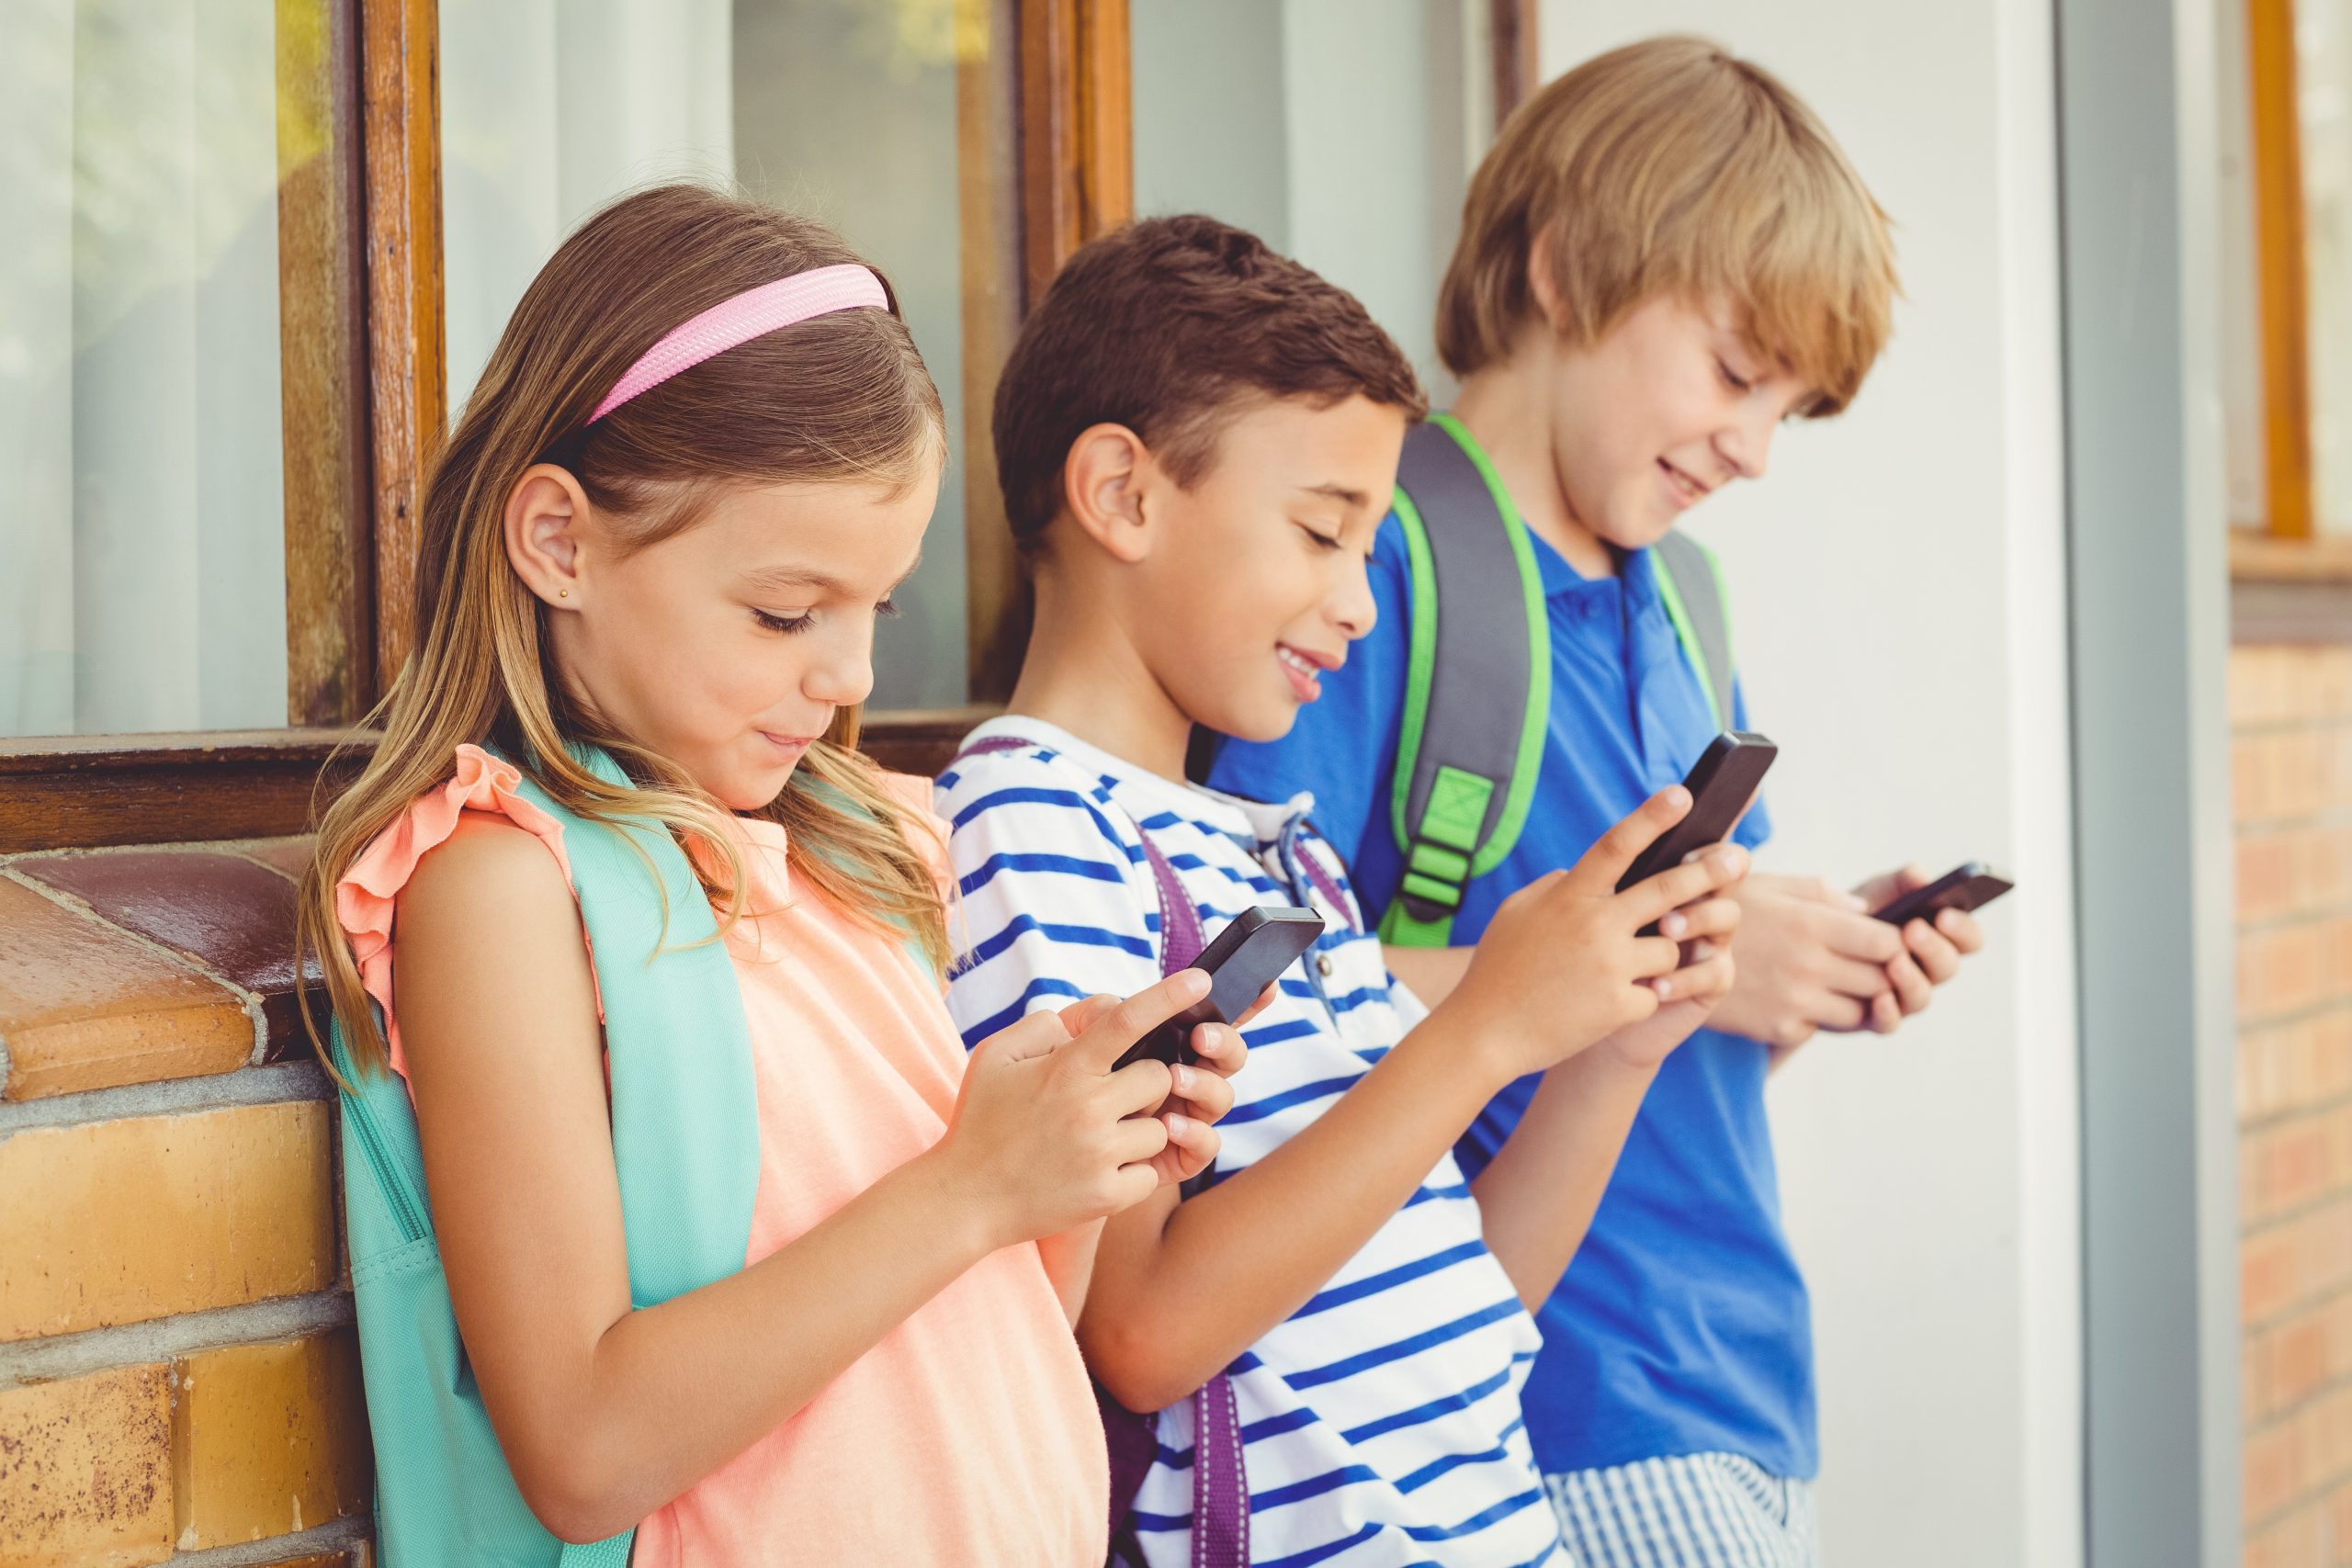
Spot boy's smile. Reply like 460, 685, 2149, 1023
1276, 641, 1340, 703
1137, 394, 1404, 743
1472, 292, 1815, 575
1010, 390, 1407, 781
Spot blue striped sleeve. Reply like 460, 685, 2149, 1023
939, 750, 1164, 1051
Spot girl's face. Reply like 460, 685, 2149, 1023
518, 461, 939, 812
1539, 293, 1814, 552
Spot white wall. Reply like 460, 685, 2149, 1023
1535, 6, 2083, 1566
1133, 0, 1481, 399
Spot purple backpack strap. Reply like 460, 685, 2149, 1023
955, 736, 1249, 1567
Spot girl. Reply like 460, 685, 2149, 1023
297, 185, 1241, 1566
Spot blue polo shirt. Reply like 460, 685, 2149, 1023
1209, 496, 1817, 1483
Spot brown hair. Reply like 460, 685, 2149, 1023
993, 214, 1427, 545
1437, 35, 1898, 414
298, 184, 950, 1079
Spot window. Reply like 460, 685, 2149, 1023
0, 1, 349, 738
2230, 0, 2352, 616
0, 0, 1127, 850
436, 0, 1018, 710
0, 1, 1532, 848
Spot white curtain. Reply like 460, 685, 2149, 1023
0, 0, 288, 738
441, 0, 973, 709
441, 0, 738, 416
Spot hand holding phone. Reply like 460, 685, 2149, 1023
1872, 862, 2013, 927
1615, 732, 1776, 932
1115, 907, 1326, 1070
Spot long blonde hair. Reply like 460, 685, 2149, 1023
299, 185, 951, 1079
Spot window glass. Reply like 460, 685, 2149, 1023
442, 0, 992, 707
2301, 0, 2352, 531
0, 0, 291, 736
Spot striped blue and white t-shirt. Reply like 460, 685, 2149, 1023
939, 716, 1565, 1568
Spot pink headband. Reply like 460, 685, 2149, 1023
586, 264, 889, 423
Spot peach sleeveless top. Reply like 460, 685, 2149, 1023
338, 746, 1108, 1565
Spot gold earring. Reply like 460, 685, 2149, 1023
559, 588, 570, 599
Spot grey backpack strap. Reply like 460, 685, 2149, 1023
1652, 530, 1736, 732
1380, 417, 1549, 945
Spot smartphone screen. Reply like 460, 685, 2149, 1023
1873, 863, 2014, 926
1615, 731, 1779, 892
1115, 906, 1325, 1069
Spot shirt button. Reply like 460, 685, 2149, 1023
1317, 953, 1335, 977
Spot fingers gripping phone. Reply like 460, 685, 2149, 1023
1872, 862, 2014, 926
1115, 907, 1327, 1070
1615, 732, 1780, 894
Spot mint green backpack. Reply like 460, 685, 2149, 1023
330, 748, 762, 1566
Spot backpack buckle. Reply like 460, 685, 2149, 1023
1396, 764, 1492, 921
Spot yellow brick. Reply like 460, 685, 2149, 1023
171, 1330, 372, 1551
2236, 647, 2298, 729
0, 1364, 173, 1568
0, 1101, 335, 1342
2316, 648, 2352, 718
2245, 1502, 2324, 1568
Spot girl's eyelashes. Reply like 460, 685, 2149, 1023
752, 607, 816, 635
752, 599, 899, 634
1715, 357, 1753, 394
1295, 522, 1344, 552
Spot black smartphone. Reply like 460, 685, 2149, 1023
1615, 731, 1780, 894
1115, 906, 1327, 1069
1873, 862, 2014, 926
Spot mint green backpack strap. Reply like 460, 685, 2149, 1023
1650, 531, 1736, 732
1379, 413, 1551, 949
504, 747, 762, 1307
335, 743, 760, 1565
330, 1021, 643, 1567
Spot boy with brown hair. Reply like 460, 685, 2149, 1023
1210, 36, 1989, 1564
941, 213, 1750, 1566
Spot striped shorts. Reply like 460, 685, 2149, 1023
1546, 1452, 1819, 1568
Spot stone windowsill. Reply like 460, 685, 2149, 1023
0, 839, 322, 1103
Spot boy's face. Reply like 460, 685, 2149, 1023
1542, 293, 1814, 551
1136, 394, 1406, 743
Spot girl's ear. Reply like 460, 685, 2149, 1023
504, 465, 594, 608
1060, 423, 1156, 564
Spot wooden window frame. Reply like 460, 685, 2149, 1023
2237, 0, 2352, 622
1490, 0, 1539, 130
3, 0, 1539, 851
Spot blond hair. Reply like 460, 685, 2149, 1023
298, 185, 951, 1081
1437, 35, 1897, 414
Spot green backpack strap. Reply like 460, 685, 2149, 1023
1379, 413, 1551, 948
1650, 530, 1736, 732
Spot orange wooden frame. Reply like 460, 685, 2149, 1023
2249, 0, 2315, 541
360, 0, 447, 697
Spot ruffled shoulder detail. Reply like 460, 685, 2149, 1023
335, 743, 594, 1079
874, 769, 952, 903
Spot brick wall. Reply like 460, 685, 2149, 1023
0, 838, 373, 1568
2238, 644, 2352, 1568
